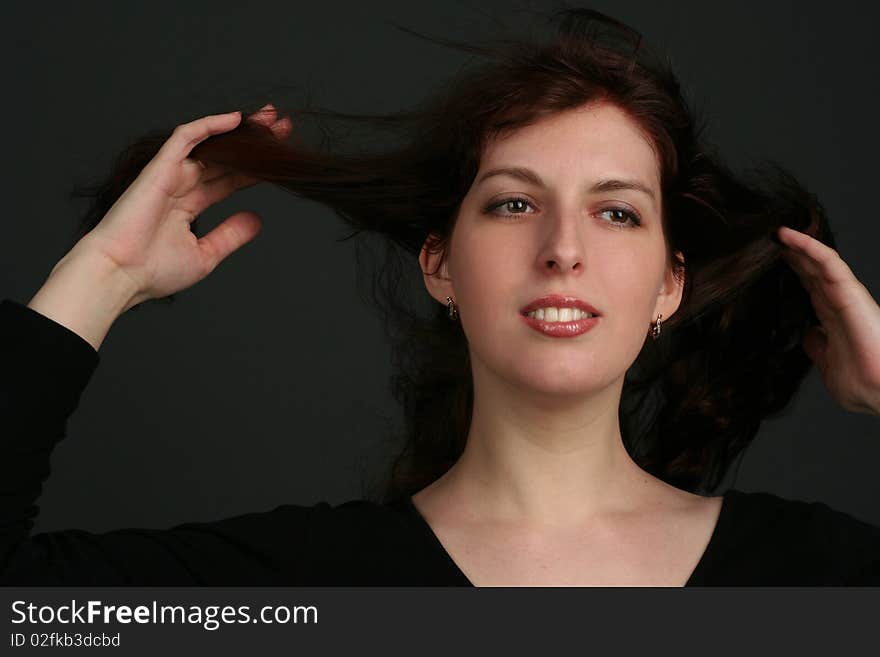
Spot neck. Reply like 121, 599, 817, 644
436, 361, 660, 527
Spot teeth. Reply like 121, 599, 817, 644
526, 307, 596, 321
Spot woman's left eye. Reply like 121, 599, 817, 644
598, 207, 641, 228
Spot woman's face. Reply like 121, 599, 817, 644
421, 101, 683, 399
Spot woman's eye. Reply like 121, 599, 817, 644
598, 207, 641, 228
486, 197, 536, 218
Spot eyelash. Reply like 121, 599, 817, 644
485, 196, 642, 228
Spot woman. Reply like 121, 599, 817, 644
1, 8, 878, 585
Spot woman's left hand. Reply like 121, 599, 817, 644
776, 225, 880, 415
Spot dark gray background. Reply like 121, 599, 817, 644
2, 0, 878, 533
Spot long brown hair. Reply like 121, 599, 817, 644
68, 7, 832, 501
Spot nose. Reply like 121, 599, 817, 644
536, 211, 585, 274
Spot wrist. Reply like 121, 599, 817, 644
28, 247, 141, 352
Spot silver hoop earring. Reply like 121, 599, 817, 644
446, 296, 458, 321
651, 313, 663, 340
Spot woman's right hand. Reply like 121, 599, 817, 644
70, 104, 292, 311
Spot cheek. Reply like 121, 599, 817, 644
595, 248, 664, 321
449, 231, 521, 307
591, 252, 670, 377
598, 252, 654, 304
450, 242, 523, 360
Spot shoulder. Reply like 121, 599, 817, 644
725, 488, 880, 540
211, 497, 413, 535
718, 489, 880, 585
302, 497, 442, 583
171, 497, 416, 558
184, 497, 427, 584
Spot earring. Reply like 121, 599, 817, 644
446, 296, 458, 321
651, 313, 663, 340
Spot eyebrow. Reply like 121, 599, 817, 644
475, 166, 657, 203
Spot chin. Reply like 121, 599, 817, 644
471, 339, 623, 395
508, 361, 615, 397
522, 378, 612, 399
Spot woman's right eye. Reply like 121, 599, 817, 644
486, 197, 536, 219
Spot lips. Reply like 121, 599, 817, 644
519, 294, 601, 316
520, 313, 599, 337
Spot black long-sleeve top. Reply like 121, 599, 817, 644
1, 298, 878, 585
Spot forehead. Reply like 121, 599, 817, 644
480, 102, 661, 189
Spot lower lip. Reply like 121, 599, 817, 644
520, 313, 600, 337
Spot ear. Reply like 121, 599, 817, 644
653, 250, 685, 322
419, 233, 455, 305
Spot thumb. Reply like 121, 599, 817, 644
198, 211, 263, 272
802, 325, 828, 369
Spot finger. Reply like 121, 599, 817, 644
156, 110, 243, 165
779, 247, 821, 286
777, 225, 855, 286
779, 236, 873, 320
197, 211, 263, 273
778, 249, 848, 331
779, 248, 823, 295
187, 108, 290, 185
248, 105, 292, 140
247, 104, 278, 126
271, 115, 293, 140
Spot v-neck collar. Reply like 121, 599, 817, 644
399, 489, 741, 587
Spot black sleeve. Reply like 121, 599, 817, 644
810, 500, 880, 585
0, 298, 329, 585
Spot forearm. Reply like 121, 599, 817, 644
27, 247, 140, 352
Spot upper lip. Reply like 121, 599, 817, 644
520, 294, 601, 316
